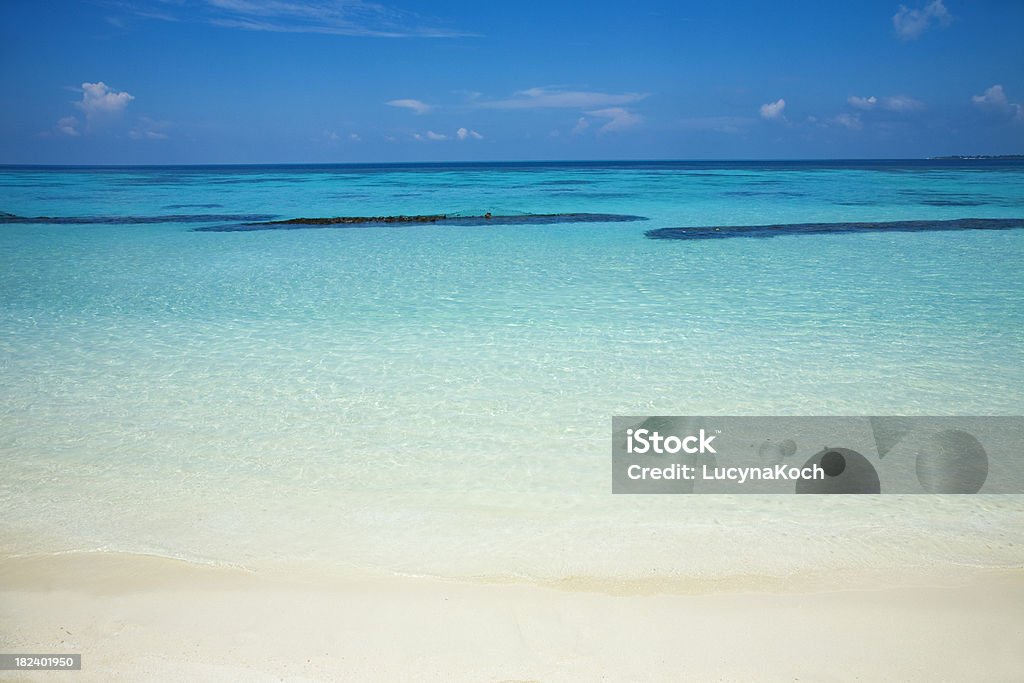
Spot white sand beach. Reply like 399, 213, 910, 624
2, 553, 1022, 682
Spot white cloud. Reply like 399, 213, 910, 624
571, 117, 589, 135
759, 98, 786, 120
46, 83, 135, 138
584, 107, 642, 133
387, 98, 432, 114
425, 130, 447, 140
833, 113, 863, 130
972, 84, 1024, 122
893, 0, 951, 40
456, 127, 482, 140
480, 87, 647, 110
56, 116, 80, 136
973, 84, 1010, 108
882, 95, 923, 111
350, 133, 361, 141
76, 81, 134, 118
848, 95, 877, 110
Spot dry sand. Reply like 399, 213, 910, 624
1, 553, 1022, 682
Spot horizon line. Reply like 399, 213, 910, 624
3, 156, 1023, 169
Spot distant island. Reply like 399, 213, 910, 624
929, 155, 1024, 160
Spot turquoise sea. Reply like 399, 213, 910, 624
2, 161, 1023, 583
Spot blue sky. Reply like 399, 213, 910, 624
1, 0, 1022, 163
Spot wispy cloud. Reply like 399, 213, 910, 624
420, 130, 446, 141
129, 116, 171, 140
117, 0, 472, 38
413, 127, 483, 141
677, 116, 755, 135
324, 130, 361, 142
847, 94, 922, 112
479, 87, 648, 110
881, 95, 923, 111
387, 98, 432, 114
114, 3, 180, 24
833, 112, 862, 130
759, 98, 786, 120
848, 95, 878, 110
892, 0, 951, 40
584, 107, 642, 133
972, 84, 1024, 122
474, 87, 647, 135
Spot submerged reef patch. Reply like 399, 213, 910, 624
645, 218, 1024, 240
194, 212, 648, 232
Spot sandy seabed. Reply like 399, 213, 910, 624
1, 553, 1022, 682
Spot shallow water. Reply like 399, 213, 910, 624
2, 161, 1023, 582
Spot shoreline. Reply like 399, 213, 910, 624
4, 493, 1024, 596
4, 549, 1022, 595
2, 552, 1022, 681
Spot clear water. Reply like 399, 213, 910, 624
2, 161, 1023, 583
